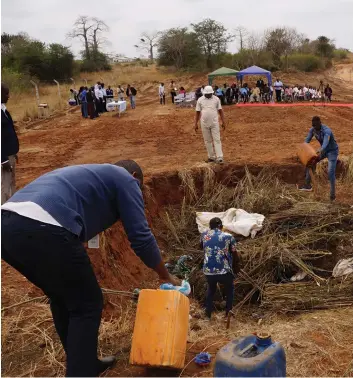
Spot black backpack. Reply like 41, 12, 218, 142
131, 87, 137, 96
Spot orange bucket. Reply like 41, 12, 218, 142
297, 143, 317, 167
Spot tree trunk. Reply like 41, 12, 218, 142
84, 37, 90, 60
149, 44, 154, 62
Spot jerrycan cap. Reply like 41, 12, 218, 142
257, 332, 271, 339
256, 332, 272, 347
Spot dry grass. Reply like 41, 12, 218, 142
1, 282, 136, 377
9, 83, 73, 123
8, 64, 193, 123
157, 165, 353, 312
186, 302, 353, 377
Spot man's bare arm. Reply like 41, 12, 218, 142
218, 109, 226, 130
195, 111, 201, 130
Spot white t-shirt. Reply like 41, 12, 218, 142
274, 81, 283, 90
195, 95, 222, 127
159, 85, 165, 96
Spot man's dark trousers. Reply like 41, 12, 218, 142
1, 211, 103, 377
275, 89, 282, 102
205, 272, 234, 318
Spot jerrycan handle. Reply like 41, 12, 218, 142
239, 343, 256, 357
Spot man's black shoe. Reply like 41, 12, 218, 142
98, 355, 117, 375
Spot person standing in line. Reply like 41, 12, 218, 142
126, 84, 137, 109
273, 78, 283, 102
324, 84, 333, 102
170, 80, 177, 104
1, 84, 19, 205
159, 83, 165, 105
194, 85, 225, 164
79, 87, 88, 118
298, 116, 339, 201
101, 83, 107, 112
94, 85, 101, 113
106, 86, 114, 105
86, 87, 96, 119
97, 85, 104, 113
70, 88, 79, 105
1, 160, 179, 377
117, 85, 124, 101
201, 217, 240, 319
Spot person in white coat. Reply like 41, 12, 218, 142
194, 85, 226, 164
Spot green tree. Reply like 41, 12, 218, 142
191, 19, 234, 69
47, 44, 74, 80
265, 27, 304, 70
158, 28, 202, 69
316, 36, 335, 58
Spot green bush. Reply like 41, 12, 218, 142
286, 53, 323, 72
1, 67, 32, 92
333, 48, 349, 61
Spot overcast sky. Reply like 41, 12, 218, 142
1, 0, 353, 58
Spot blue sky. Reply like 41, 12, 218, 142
1, 0, 353, 58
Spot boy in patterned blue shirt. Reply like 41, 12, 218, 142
201, 217, 240, 319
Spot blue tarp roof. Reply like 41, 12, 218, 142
237, 65, 272, 84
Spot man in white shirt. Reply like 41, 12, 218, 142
159, 83, 165, 105
273, 78, 283, 102
117, 85, 124, 101
194, 85, 225, 164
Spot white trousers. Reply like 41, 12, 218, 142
1, 155, 16, 204
201, 123, 223, 160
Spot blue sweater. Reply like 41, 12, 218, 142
6, 164, 161, 269
305, 125, 339, 154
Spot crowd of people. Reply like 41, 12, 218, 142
158, 81, 187, 105
194, 79, 333, 105
70, 82, 137, 119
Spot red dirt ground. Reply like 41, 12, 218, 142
15, 103, 353, 189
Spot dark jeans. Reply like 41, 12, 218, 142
205, 273, 234, 318
275, 89, 282, 102
160, 94, 165, 105
87, 102, 95, 119
1, 211, 103, 377
81, 102, 88, 118
171, 91, 176, 104
305, 150, 338, 199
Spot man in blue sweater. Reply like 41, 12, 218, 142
298, 116, 339, 201
1, 160, 177, 377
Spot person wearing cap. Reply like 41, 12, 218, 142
201, 217, 240, 319
298, 116, 339, 201
194, 85, 226, 164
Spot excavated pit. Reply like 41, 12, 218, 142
88, 161, 352, 303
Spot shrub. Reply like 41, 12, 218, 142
333, 48, 349, 61
286, 53, 323, 72
1, 67, 32, 92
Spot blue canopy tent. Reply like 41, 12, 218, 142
237, 65, 272, 85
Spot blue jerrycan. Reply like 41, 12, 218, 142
214, 333, 286, 377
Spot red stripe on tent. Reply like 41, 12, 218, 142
235, 102, 353, 108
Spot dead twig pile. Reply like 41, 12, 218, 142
262, 276, 353, 312
157, 165, 353, 312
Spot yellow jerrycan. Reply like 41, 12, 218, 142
297, 143, 317, 167
130, 289, 190, 369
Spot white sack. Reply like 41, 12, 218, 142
332, 258, 353, 278
196, 208, 265, 238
